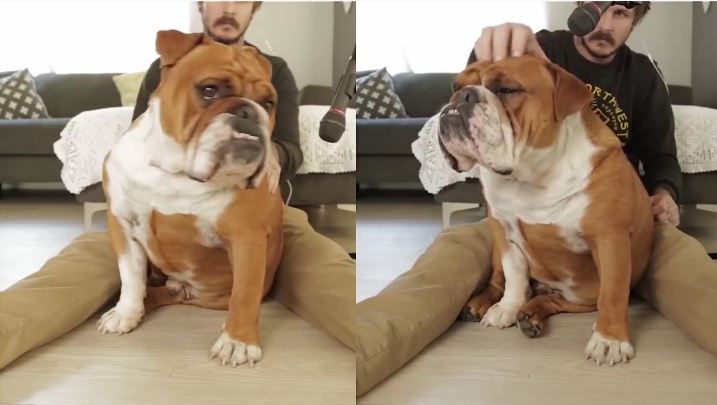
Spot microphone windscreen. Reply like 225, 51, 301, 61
568, 8, 599, 37
319, 110, 346, 143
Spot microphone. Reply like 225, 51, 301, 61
568, 2, 612, 37
319, 46, 356, 143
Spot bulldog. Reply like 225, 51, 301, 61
97, 30, 284, 368
439, 56, 654, 365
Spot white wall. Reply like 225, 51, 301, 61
190, 2, 334, 90
546, 2, 692, 86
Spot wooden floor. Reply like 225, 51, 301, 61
1, 302, 354, 405
3, 189, 717, 404
0, 190, 355, 405
356, 192, 717, 405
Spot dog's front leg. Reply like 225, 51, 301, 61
97, 210, 148, 334
585, 233, 634, 366
480, 237, 530, 328
210, 235, 267, 367
479, 218, 530, 328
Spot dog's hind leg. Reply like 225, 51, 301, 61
143, 283, 187, 311
516, 293, 596, 338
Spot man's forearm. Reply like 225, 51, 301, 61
272, 137, 302, 180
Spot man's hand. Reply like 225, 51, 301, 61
474, 23, 548, 63
251, 143, 281, 195
650, 188, 680, 226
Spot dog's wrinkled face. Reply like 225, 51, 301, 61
152, 30, 277, 185
438, 56, 592, 175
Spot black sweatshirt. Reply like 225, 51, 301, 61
131, 43, 303, 180
468, 30, 682, 201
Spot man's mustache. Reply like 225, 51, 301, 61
588, 31, 615, 45
214, 15, 239, 29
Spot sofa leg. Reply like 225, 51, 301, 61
84, 202, 108, 230
441, 202, 481, 229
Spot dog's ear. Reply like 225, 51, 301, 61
156, 30, 205, 68
452, 62, 486, 92
548, 63, 593, 122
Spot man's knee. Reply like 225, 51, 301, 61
430, 220, 493, 252
282, 205, 311, 231
651, 224, 710, 260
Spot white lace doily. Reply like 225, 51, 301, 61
54, 105, 357, 194
411, 113, 480, 194
53, 107, 134, 194
673, 105, 717, 174
296, 105, 356, 175
412, 106, 717, 194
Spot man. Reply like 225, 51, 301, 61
356, 2, 716, 396
0, 1, 355, 370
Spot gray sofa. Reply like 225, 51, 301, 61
357, 72, 454, 187
0, 72, 121, 187
0, 72, 355, 206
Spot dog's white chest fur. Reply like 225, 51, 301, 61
104, 101, 235, 250
482, 113, 598, 254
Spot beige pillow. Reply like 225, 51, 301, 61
112, 71, 146, 107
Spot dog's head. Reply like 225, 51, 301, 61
148, 30, 276, 186
438, 56, 592, 175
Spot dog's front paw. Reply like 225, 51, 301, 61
480, 301, 519, 328
97, 305, 144, 335
210, 331, 262, 367
584, 331, 634, 366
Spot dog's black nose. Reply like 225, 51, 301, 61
455, 86, 482, 104
233, 104, 259, 122
229, 114, 262, 138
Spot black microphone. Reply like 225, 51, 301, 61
319, 46, 356, 143
568, 2, 612, 37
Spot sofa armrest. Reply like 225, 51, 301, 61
357, 117, 429, 155
299, 85, 334, 106
0, 118, 71, 155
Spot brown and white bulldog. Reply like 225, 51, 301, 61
97, 30, 284, 368
439, 56, 653, 365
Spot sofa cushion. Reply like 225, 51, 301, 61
392, 73, 456, 118
112, 71, 146, 107
356, 68, 408, 119
0, 118, 70, 155
0, 70, 50, 119
35, 73, 121, 118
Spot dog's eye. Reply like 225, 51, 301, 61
262, 101, 275, 111
201, 85, 219, 100
495, 87, 521, 95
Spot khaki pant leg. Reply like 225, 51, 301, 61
271, 206, 356, 350
634, 224, 717, 355
356, 221, 493, 397
0, 232, 119, 370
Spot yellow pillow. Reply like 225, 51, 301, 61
112, 71, 146, 107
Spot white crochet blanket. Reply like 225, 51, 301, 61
411, 114, 481, 194
296, 105, 356, 175
54, 105, 356, 194
53, 107, 133, 194
673, 105, 717, 174
412, 105, 717, 194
